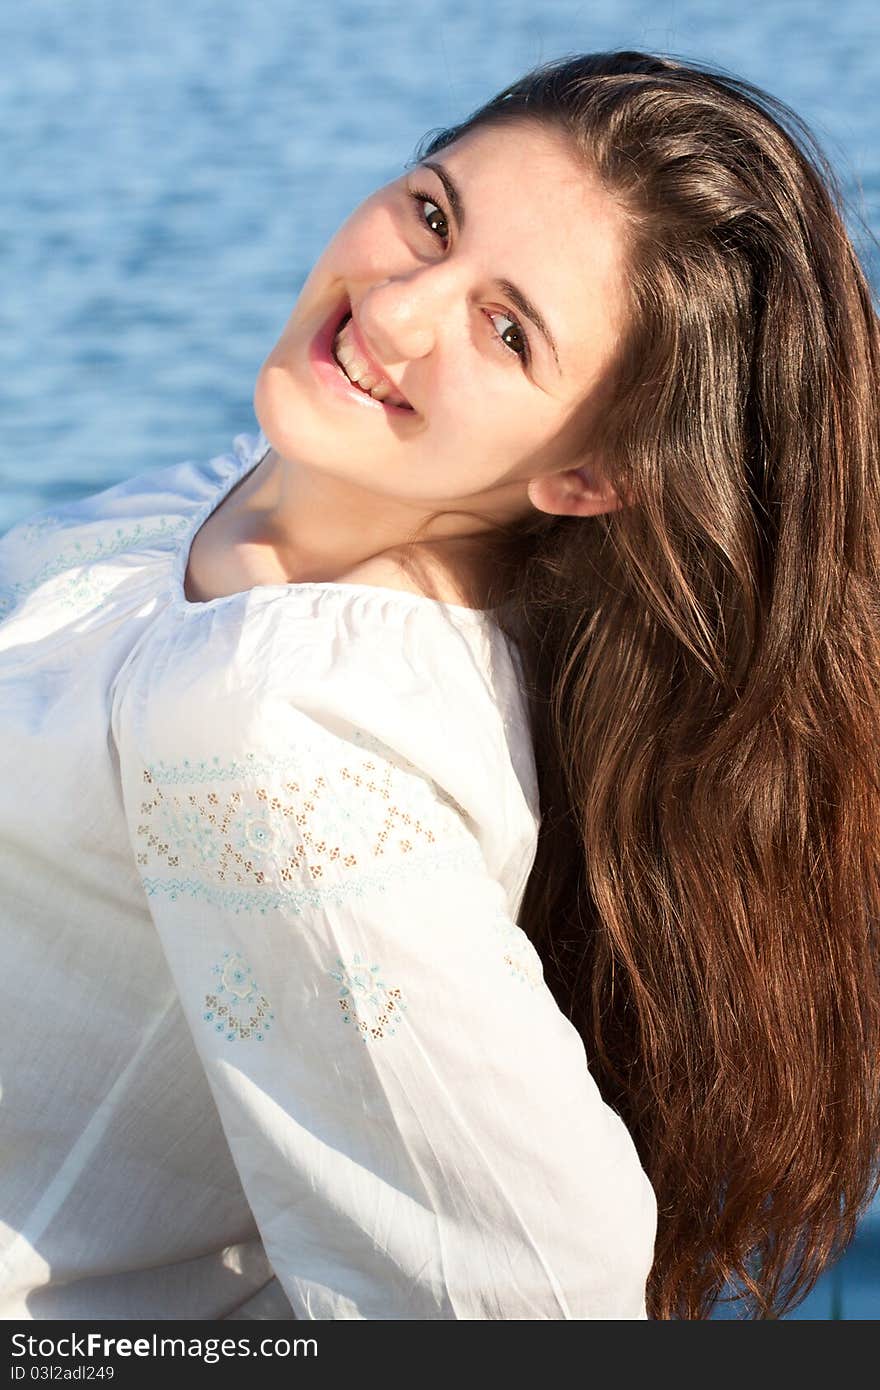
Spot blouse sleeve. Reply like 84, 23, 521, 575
118, 673, 656, 1320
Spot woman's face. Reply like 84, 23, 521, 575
254, 119, 629, 523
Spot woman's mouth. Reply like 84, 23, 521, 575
309, 299, 417, 416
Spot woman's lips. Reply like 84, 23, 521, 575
309, 298, 417, 416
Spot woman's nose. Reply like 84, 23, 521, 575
356, 268, 460, 364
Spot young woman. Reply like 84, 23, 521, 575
1, 49, 878, 1321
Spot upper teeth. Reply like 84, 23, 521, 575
332, 318, 409, 407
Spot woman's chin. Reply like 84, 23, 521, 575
253, 357, 308, 438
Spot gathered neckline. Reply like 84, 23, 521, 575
169, 435, 495, 625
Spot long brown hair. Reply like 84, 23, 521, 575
400, 51, 880, 1318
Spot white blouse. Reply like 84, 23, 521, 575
0, 429, 656, 1320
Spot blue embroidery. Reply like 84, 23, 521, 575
202, 950, 274, 1042
15, 513, 63, 541
139, 839, 483, 913
145, 752, 302, 785
136, 749, 485, 909
134, 726, 545, 1018
233, 807, 275, 856
328, 953, 407, 1040
135, 746, 545, 1003
487, 911, 544, 990
139, 790, 225, 870
0, 515, 189, 620
143, 732, 430, 788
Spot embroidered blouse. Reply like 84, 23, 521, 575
0, 429, 657, 1320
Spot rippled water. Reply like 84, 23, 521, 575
1, 0, 878, 1319
2, 0, 878, 529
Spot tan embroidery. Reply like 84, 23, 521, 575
340, 760, 436, 857
203, 951, 274, 1042
489, 914, 545, 990
329, 954, 408, 1040
137, 753, 442, 889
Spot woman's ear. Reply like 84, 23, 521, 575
526, 462, 630, 518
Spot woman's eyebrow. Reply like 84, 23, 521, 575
418, 159, 562, 375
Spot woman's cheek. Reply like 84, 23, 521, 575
333, 202, 404, 279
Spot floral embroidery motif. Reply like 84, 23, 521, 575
55, 569, 123, 613
487, 912, 545, 990
135, 738, 484, 913
202, 950, 274, 1042
328, 953, 407, 1040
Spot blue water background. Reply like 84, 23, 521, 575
1, 0, 878, 1318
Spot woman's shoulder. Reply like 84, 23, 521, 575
246, 584, 541, 886
121, 573, 540, 900
0, 433, 260, 623
184, 565, 527, 774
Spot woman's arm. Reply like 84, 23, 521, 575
121, 700, 656, 1320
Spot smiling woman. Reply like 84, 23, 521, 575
2, 49, 880, 1323
249, 116, 628, 606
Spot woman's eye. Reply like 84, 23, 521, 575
406, 187, 531, 368
408, 188, 449, 243
486, 311, 529, 363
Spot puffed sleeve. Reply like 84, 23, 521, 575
114, 608, 656, 1320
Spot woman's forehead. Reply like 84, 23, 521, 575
420, 123, 628, 383
421, 119, 585, 189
